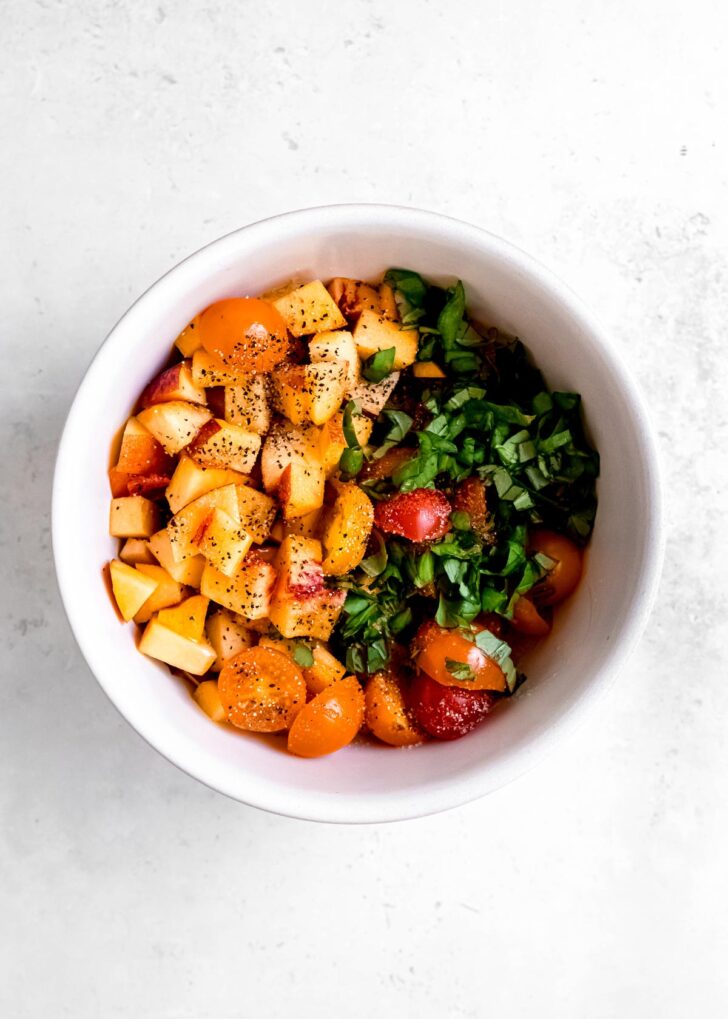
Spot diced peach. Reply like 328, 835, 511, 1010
283, 509, 321, 539
268, 519, 285, 543
269, 588, 345, 641
109, 559, 159, 621
139, 618, 216, 676
167, 484, 240, 562
187, 418, 261, 474
321, 482, 374, 575
148, 528, 206, 586
278, 460, 325, 520
206, 609, 255, 670
191, 349, 251, 387
378, 282, 398, 320
235, 485, 276, 543
137, 400, 212, 455
412, 361, 446, 379
272, 280, 347, 337
109, 466, 131, 497
119, 538, 156, 566
174, 315, 202, 357
157, 594, 209, 642
115, 417, 172, 477
165, 455, 248, 515
133, 564, 186, 623
268, 536, 345, 639
139, 360, 207, 408
193, 680, 227, 721
197, 508, 254, 577
308, 330, 360, 389
345, 372, 400, 416
271, 361, 347, 426
224, 377, 271, 434
352, 309, 418, 369
260, 421, 324, 493
109, 496, 159, 538
274, 536, 324, 593
200, 555, 277, 620
327, 278, 398, 321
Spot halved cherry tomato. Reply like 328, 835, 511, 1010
218, 647, 305, 732
407, 672, 494, 740
511, 595, 552, 636
199, 297, 289, 373
413, 621, 506, 692
374, 488, 451, 542
529, 529, 583, 606
364, 670, 424, 747
287, 676, 365, 757
452, 477, 489, 539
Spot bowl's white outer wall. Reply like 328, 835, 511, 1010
52, 205, 663, 823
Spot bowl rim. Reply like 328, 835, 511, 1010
52, 203, 664, 823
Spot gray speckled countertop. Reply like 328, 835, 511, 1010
2, 1, 727, 1015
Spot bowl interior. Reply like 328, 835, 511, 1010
53, 207, 660, 822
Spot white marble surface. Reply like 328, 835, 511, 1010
2, 1, 727, 1015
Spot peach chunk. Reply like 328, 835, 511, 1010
186, 418, 261, 474
139, 360, 207, 408
109, 559, 159, 621
137, 400, 212, 455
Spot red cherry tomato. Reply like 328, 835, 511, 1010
407, 672, 495, 740
529, 529, 583, 606
452, 477, 489, 538
413, 621, 506, 692
199, 297, 289, 373
374, 488, 451, 542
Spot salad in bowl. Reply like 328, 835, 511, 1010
105, 269, 598, 758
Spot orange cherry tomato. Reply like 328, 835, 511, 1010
364, 671, 424, 747
199, 297, 289, 373
287, 676, 365, 757
529, 529, 583, 606
511, 595, 552, 636
413, 622, 506, 693
218, 647, 305, 732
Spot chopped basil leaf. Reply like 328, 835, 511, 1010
292, 643, 315, 668
438, 281, 467, 345
339, 446, 364, 476
363, 346, 396, 383
339, 399, 365, 478
330, 267, 598, 675
359, 530, 388, 577
445, 658, 476, 682
474, 629, 517, 692
342, 399, 363, 447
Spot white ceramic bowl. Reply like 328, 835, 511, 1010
53, 205, 663, 823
